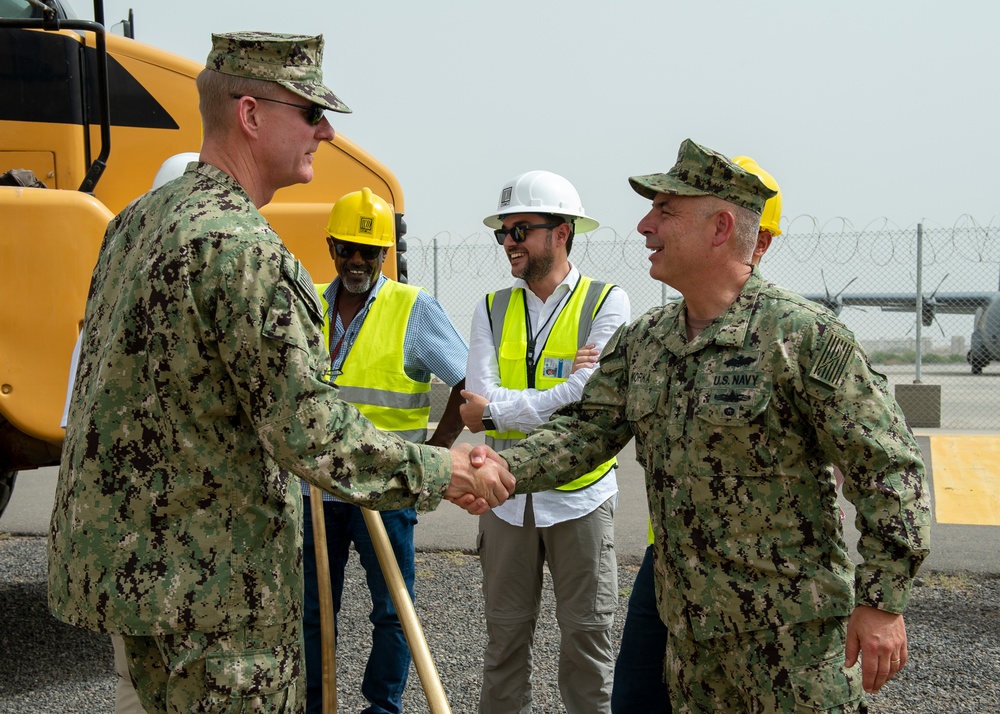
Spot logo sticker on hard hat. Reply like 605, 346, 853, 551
359, 217, 374, 234
500, 187, 512, 207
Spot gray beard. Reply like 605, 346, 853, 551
343, 274, 373, 294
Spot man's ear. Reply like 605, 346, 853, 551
710, 209, 736, 248
752, 231, 773, 262
234, 96, 262, 138
552, 221, 572, 248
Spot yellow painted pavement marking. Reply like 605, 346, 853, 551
929, 435, 1000, 526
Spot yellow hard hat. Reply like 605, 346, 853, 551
325, 187, 395, 247
732, 156, 782, 237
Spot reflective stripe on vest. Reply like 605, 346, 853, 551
316, 281, 430, 443
485, 276, 617, 490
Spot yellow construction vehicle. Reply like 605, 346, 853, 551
0, 0, 407, 517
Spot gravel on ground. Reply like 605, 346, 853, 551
1, 534, 997, 713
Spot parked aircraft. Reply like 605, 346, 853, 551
802, 271, 1000, 374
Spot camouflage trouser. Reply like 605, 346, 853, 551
665, 616, 866, 713
121, 618, 304, 714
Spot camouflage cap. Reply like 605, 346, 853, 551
628, 139, 776, 214
206, 32, 351, 114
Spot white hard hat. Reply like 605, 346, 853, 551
483, 170, 599, 234
152, 152, 200, 190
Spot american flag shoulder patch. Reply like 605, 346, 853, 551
810, 332, 854, 387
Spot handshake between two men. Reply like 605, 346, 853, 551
444, 443, 515, 515
441, 343, 603, 515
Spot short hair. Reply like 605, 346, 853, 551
544, 214, 575, 256
196, 68, 277, 136
731, 205, 761, 262
699, 198, 758, 263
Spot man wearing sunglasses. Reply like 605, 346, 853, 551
48, 32, 513, 714
302, 187, 469, 714
460, 170, 631, 713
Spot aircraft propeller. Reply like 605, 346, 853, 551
817, 270, 858, 316
918, 273, 950, 327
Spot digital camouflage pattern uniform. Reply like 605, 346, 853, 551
47, 30, 427, 713
48, 162, 451, 708
205, 31, 352, 113
501, 268, 931, 711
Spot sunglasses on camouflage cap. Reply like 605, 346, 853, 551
230, 94, 326, 126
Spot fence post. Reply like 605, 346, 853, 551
894, 220, 942, 428
433, 237, 439, 298
915, 223, 923, 383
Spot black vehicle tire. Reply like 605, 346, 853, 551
0, 470, 16, 520
968, 350, 989, 375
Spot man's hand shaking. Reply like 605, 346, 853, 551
445, 443, 514, 515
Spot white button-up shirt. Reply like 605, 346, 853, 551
466, 264, 631, 527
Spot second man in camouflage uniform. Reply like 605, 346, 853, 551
482, 139, 931, 713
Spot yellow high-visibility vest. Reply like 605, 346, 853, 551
317, 281, 431, 443
486, 275, 617, 490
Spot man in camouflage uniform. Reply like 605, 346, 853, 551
483, 139, 931, 713
49, 32, 512, 714
611, 154, 784, 714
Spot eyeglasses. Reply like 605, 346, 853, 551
493, 222, 561, 245
231, 94, 326, 126
333, 240, 383, 261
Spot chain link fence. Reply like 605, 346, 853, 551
402, 217, 1000, 431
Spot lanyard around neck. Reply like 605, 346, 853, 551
329, 284, 370, 376
523, 277, 579, 388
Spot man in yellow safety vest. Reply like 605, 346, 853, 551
304, 187, 469, 714
461, 170, 631, 713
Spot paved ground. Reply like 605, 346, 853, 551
4, 535, 996, 714
3, 430, 999, 572
878, 363, 1000, 431
3, 429, 998, 713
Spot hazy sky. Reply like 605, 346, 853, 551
95, 0, 999, 241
